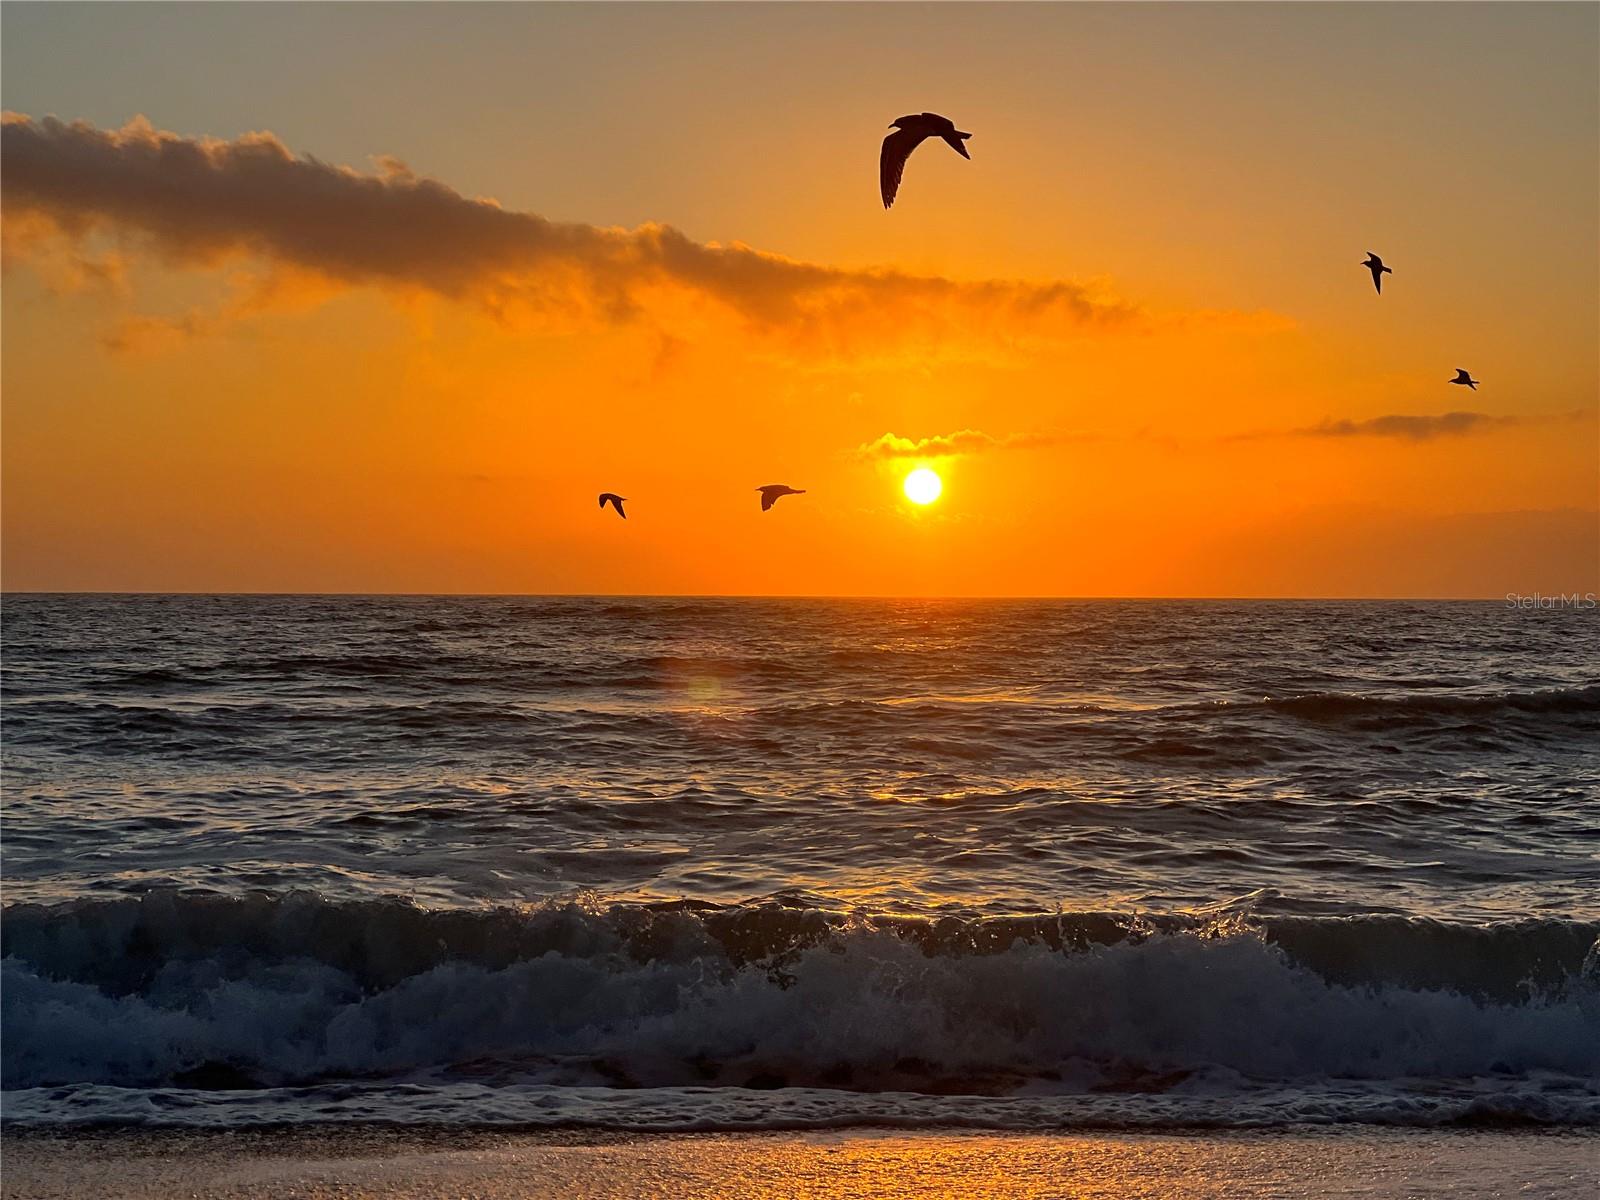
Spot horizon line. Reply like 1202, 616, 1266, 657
5, 590, 1593, 604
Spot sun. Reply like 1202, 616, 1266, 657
902, 466, 942, 505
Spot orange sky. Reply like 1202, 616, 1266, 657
2, 4, 1596, 596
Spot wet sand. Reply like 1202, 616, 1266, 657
2, 1126, 1596, 1199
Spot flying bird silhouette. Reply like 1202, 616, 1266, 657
1449, 369, 1479, 390
598, 492, 628, 519
757, 485, 806, 512
880, 112, 972, 209
1362, 252, 1392, 294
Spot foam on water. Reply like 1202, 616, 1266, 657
4, 894, 1597, 1126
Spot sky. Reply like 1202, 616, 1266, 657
3, 2, 1596, 597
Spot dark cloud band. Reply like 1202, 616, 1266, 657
2, 113, 1153, 359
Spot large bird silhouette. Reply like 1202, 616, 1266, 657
880, 113, 972, 209
1362, 252, 1392, 294
1449, 369, 1479, 390
757, 485, 805, 512
598, 493, 628, 519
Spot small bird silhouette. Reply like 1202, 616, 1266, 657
598, 492, 628, 519
1449, 369, 1479, 390
1362, 252, 1392, 294
757, 485, 806, 512
881, 113, 972, 209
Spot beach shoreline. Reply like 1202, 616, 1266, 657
3, 1125, 1596, 1199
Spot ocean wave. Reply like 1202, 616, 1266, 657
1247, 684, 1600, 725
7, 1080, 1597, 1131
7, 682, 1595, 772
4, 894, 1596, 1098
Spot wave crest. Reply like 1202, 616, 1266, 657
4, 894, 1596, 1097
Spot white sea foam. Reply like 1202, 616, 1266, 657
6, 900, 1597, 1122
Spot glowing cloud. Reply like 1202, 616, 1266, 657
856, 429, 1072, 461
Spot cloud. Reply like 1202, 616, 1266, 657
0, 112, 1258, 363
1295, 411, 1514, 440
1, 207, 129, 294
100, 310, 215, 354
864, 411, 1594, 460
1220, 410, 1592, 444
856, 428, 1079, 461
96, 263, 345, 354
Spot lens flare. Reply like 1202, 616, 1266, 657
903, 467, 942, 505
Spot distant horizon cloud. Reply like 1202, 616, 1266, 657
1289, 411, 1590, 441
1215, 409, 1591, 444
1301, 411, 1511, 440
0, 113, 1285, 363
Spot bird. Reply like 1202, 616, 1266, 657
1361, 252, 1392, 294
880, 112, 972, 209
757, 485, 805, 512
1449, 369, 1479, 390
598, 492, 628, 519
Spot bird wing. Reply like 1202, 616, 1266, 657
614, 498, 627, 518
1371, 266, 1382, 294
938, 130, 971, 160
880, 127, 925, 209
761, 489, 777, 511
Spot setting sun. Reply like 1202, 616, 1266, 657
903, 467, 942, 506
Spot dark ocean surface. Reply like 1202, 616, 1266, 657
3, 595, 1597, 1129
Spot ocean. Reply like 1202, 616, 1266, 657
2, 595, 1597, 1131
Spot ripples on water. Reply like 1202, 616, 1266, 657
2, 596, 1597, 1128
5, 595, 1596, 915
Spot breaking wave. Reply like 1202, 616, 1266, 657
4, 892, 1596, 1129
